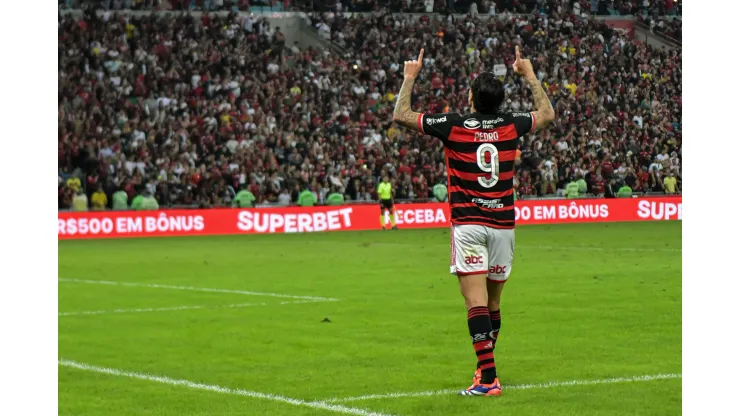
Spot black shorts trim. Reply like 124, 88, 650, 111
380, 199, 394, 211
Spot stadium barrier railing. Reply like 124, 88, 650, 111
58, 196, 682, 240
634, 19, 681, 47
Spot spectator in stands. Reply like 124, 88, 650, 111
617, 182, 633, 198
604, 178, 617, 198
326, 187, 345, 206
663, 171, 678, 194
669, 151, 681, 175
576, 174, 588, 197
565, 179, 580, 199
425, 0, 435, 13
591, 167, 606, 196
233, 186, 256, 208
72, 189, 88, 212
539, 156, 557, 195
433, 181, 447, 202
277, 188, 292, 206
624, 167, 638, 192
297, 183, 316, 207
66, 174, 82, 194
648, 167, 664, 193
636, 166, 649, 193
91, 185, 108, 210
112, 186, 129, 210
141, 189, 160, 210
486, 0, 496, 16
131, 188, 145, 210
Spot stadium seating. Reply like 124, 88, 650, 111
638, 15, 681, 42
58, 5, 681, 209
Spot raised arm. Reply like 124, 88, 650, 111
393, 48, 425, 133
513, 46, 555, 130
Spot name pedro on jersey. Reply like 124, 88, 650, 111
474, 132, 500, 142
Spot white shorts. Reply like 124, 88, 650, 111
449, 224, 515, 282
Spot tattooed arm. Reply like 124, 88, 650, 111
392, 48, 425, 133
525, 76, 556, 131
513, 46, 555, 130
393, 77, 423, 132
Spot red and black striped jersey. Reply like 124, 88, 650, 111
418, 112, 535, 229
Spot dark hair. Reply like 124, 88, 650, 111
470, 72, 505, 114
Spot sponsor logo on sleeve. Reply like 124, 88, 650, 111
512, 112, 531, 118
426, 116, 447, 125
463, 118, 481, 129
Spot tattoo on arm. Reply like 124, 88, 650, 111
526, 77, 555, 130
393, 78, 423, 133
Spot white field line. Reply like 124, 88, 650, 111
58, 299, 335, 317
324, 373, 682, 403
59, 359, 394, 416
277, 299, 337, 305
59, 302, 266, 316
58, 278, 338, 301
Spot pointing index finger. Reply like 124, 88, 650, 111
418, 48, 424, 64
515, 45, 521, 61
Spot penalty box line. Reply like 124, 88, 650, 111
58, 278, 339, 301
58, 299, 333, 317
59, 359, 393, 416
323, 373, 682, 403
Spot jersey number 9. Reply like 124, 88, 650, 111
476, 143, 500, 188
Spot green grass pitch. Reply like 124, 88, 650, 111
58, 221, 681, 416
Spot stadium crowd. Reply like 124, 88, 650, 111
58, 2, 681, 210
61, 0, 683, 15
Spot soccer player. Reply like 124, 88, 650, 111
393, 47, 555, 396
378, 175, 397, 230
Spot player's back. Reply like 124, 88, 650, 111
419, 111, 535, 229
